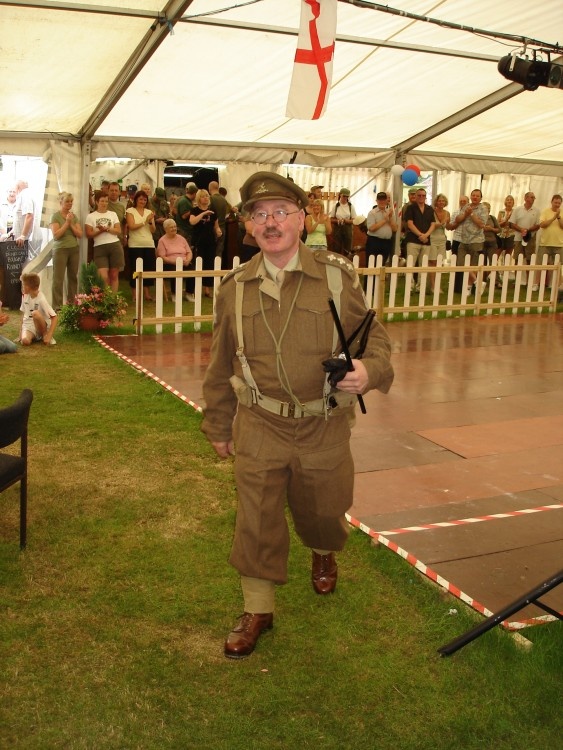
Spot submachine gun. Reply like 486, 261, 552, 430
322, 299, 375, 415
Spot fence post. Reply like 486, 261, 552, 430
473, 252, 484, 316
135, 258, 144, 334
377, 266, 386, 320
364, 254, 375, 306
386, 255, 399, 322
193, 257, 203, 332
430, 256, 444, 319
551, 253, 562, 312
403, 257, 416, 320
418, 255, 430, 319
213, 256, 222, 301
155, 257, 164, 334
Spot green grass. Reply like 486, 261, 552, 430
0, 315, 561, 750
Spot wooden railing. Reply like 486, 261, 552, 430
133, 253, 561, 334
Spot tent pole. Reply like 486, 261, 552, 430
79, 141, 92, 268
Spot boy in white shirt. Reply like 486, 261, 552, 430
19, 273, 58, 346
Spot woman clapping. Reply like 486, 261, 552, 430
497, 195, 515, 259
126, 190, 156, 302
50, 191, 83, 308
305, 199, 332, 251
85, 194, 122, 292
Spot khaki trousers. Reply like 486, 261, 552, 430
52, 245, 79, 309
229, 405, 354, 585
513, 237, 537, 262
458, 241, 484, 266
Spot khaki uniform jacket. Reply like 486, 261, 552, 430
201, 244, 394, 444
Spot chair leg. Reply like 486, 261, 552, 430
20, 477, 27, 550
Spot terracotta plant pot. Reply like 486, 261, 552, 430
79, 313, 100, 331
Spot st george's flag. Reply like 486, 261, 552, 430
286, 0, 337, 120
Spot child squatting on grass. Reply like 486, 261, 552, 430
19, 272, 58, 346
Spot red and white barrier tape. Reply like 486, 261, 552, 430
346, 512, 561, 630
377, 504, 563, 536
94, 336, 203, 413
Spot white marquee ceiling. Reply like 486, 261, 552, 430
1, 0, 562, 174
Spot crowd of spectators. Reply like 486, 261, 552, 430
1, 177, 561, 318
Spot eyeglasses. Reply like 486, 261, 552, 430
252, 209, 300, 225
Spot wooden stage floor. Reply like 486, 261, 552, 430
97, 313, 563, 630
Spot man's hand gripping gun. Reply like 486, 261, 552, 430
322, 299, 375, 415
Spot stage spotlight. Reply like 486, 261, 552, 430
498, 55, 549, 90
498, 55, 563, 91
547, 63, 563, 88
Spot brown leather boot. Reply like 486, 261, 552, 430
311, 551, 338, 595
224, 612, 274, 659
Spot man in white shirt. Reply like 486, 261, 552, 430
365, 191, 397, 266
509, 192, 541, 264
0, 187, 17, 239
13, 180, 42, 258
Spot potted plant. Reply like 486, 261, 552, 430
58, 262, 128, 332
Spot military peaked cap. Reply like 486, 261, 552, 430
240, 171, 309, 212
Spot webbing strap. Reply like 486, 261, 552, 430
235, 278, 262, 397
234, 263, 347, 417
324, 263, 344, 405
325, 263, 343, 355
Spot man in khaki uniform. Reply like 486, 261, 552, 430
208, 180, 229, 260
107, 181, 127, 261
201, 172, 394, 659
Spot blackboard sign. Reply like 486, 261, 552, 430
0, 241, 27, 309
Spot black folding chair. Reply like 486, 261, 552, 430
0, 389, 33, 549
438, 569, 563, 656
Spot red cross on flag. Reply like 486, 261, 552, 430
286, 0, 337, 120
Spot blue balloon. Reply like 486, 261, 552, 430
401, 168, 418, 186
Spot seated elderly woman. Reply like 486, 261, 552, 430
156, 218, 194, 302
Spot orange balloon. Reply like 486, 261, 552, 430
405, 164, 421, 176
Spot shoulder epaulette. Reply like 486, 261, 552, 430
220, 262, 248, 285
313, 251, 356, 278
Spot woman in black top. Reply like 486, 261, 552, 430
189, 189, 222, 297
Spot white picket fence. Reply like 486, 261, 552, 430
133, 253, 561, 334
361, 252, 561, 321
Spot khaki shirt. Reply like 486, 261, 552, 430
107, 199, 126, 224
201, 244, 394, 443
